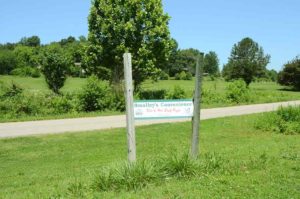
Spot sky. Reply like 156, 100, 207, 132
0, 0, 299, 71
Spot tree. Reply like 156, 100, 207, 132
223, 37, 270, 86
265, 69, 278, 82
203, 51, 219, 76
85, 0, 174, 89
19, 36, 41, 47
41, 45, 71, 94
60, 36, 76, 46
13, 46, 39, 68
0, 49, 17, 74
168, 48, 202, 76
278, 56, 300, 90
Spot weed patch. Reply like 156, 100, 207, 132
255, 105, 300, 134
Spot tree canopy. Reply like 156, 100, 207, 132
85, 0, 174, 89
223, 37, 270, 86
278, 56, 300, 90
203, 51, 219, 76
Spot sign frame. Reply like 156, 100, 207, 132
133, 99, 194, 120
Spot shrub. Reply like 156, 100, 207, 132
185, 71, 193, 80
174, 71, 192, 80
50, 94, 75, 114
138, 89, 167, 100
159, 71, 169, 80
0, 82, 23, 98
201, 88, 225, 104
167, 85, 186, 99
78, 76, 112, 112
0, 49, 17, 75
255, 106, 300, 135
175, 71, 185, 80
11, 67, 41, 78
41, 48, 70, 94
225, 80, 251, 103
278, 56, 300, 90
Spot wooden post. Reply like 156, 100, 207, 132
123, 53, 136, 162
191, 54, 204, 158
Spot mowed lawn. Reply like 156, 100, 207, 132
1, 75, 300, 104
0, 114, 299, 198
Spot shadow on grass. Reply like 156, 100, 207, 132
277, 87, 300, 92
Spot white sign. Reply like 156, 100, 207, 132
134, 100, 194, 119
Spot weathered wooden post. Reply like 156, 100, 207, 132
191, 54, 204, 158
123, 53, 136, 162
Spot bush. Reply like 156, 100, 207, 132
50, 94, 75, 114
0, 49, 17, 75
0, 82, 23, 98
167, 85, 186, 99
11, 67, 41, 78
185, 72, 193, 80
0, 92, 43, 117
138, 89, 167, 100
41, 47, 70, 94
255, 106, 300, 135
78, 76, 112, 112
159, 71, 169, 80
174, 71, 193, 80
225, 80, 251, 103
201, 88, 225, 104
278, 56, 300, 90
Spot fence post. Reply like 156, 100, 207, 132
191, 54, 204, 158
123, 53, 136, 162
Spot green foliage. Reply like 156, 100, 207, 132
186, 71, 193, 80
11, 67, 41, 78
201, 88, 225, 104
203, 51, 219, 76
0, 82, 23, 98
94, 161, 159, 192
19, 36, 41, 47
159, 71, 169, 80
174, 71, 193, 80
225, 80, 251, 103
13, 45, 39, 68
168, 48, 202, 76
278, 56, 300, 90
41, 45, 71, 94
0, 49, 17, 74
223, 37, 270, 86
78, 76, 112, 112
167, 85, 186, 99
255, 106, 300, 134
138, 89, 167, 100
266, 69, 278, 82
160, 153, 198, 178
50, 94, 76, 114
86, 0, 174, 88
1, 114, 300, 198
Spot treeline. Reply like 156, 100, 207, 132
0, 35, 87, 77
0, 35, 299, 91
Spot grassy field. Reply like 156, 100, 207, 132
0, 75, 299, 123
1, 75, 300, 102
0, 113, 299, 198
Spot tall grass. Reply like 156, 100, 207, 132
255, 105, 300, 134
91, 152, 234, 193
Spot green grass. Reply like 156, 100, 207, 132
143, 78, 300, 107
0, 114, 299, 198
0, 75, 87, 93
0, 75, 299, 123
